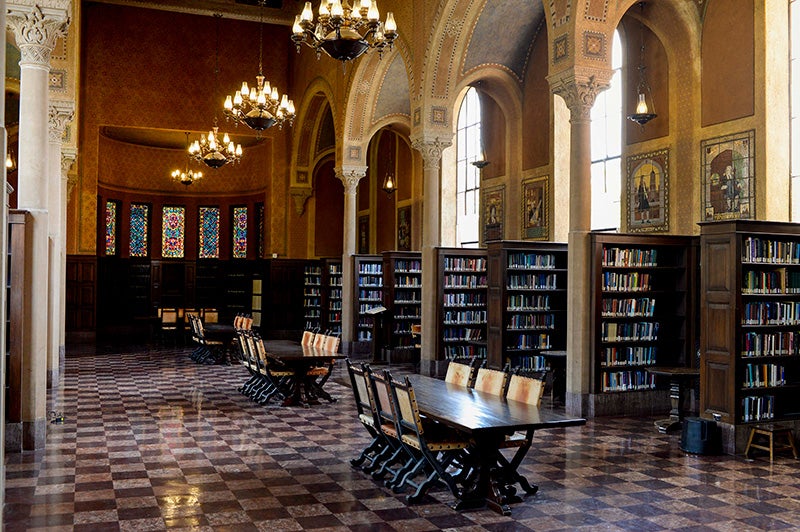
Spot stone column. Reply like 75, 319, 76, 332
336, 166, 367, 351
8, 3, 70, 450
47, 100, 74, 388
550, 72, 609, 417
411, 137, 451, 376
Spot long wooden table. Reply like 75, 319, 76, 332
407, 374, 585, 514
262, 340, 345, 407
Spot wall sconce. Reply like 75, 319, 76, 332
6, 151, 16, 172
382, 146, 396, 195
626, 2, 657, 127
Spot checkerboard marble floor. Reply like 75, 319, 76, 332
4, 343, 800, 531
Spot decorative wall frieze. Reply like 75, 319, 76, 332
7, 4, 70, 68
48, 99, 74, 143
335, 166, 368, 195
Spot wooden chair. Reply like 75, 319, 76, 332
494, 373, 546, 496
367, 369, 411, 486
389, 373, 471, 503
346, 360, 390, 471
192, 316, 226, 365
251, 333, 294, 404
444, 360, 474, 387
301, 329, 316, 347
203, 308, 219, 324
159, 308, 179, 346
473, 366, 510, 396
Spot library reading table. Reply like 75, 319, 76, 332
648, 366, 700, 434
408, 375, 585, 515
263, 340, 345, 407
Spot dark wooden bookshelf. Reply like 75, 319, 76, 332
487, 241, 568, 371
322, 258, 343, 335
383, 251, 422, 363
353, 254, 384, 347
436, 247, 488, 361
700, 220, 800, 451
590, 232, 697, 416
303, 261, 323, 330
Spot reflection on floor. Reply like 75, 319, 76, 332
4, 343, 800, 531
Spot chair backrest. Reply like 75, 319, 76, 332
368, 369, 398, 432
444, 361, 473, 387
301, 330, 315, 346
203, 308, 219, 324
234, 314, 243, 329
323, 334, 340, 353
346, 359, 372, 418
161, 308, 178, 326
241, 315, 253, 330
390, 375, 425, 439
312, 331, 326, 348
473, 367, 509, 396
506, 374, 545, 407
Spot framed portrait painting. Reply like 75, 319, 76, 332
521, 176, 549, 240
626, 149, 669, 233
701, 130, 755, 221
397, 206, 411, 251
483, 185, 504, 244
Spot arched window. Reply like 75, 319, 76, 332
791, 0, 800, 219
590, 30, 623, 229
456, 87, 482, 247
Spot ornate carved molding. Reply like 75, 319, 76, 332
411, 137, 452, 170
547, 69, 612, 121
62, 147, 77, 197
7, 4, 70, 68
289, 187, 312, 216
48, 100, 75, 143
335, 166, 367, 195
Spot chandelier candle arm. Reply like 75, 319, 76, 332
173, 132, 204, 186
292, 0, 398, 62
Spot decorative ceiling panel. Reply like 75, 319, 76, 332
375, 54, 411, 120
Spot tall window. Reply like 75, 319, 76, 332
590, 30, 623, 229
161, 206, 185, 258
792, 0, 800, 219
105, 200, 118, 256
129, 203, 149, 258
456, 87, 482, 247
199, 207, 220, 259
232, 206, 248, 259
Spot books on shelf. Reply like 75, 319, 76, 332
743, 237, 800, 264
741, 395, 775, 422
438, 248, 489, 361
602, 247, 658, 267
742, 331, 800, 357
743, 363, 786, 388
602, 369, 655, 392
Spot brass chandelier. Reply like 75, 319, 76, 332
174, 133, 203, 186
223, 1, 295, 131
190, 14, 242, 169
291, 0, 397, 62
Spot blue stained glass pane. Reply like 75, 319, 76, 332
161, 206, 185, 258
233, 206, 247, 259
199, 207, 220, 259
105, 201, 117, 256
130, 204, 149, 257
257, 204, 265, 258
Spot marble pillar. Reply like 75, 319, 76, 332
7, 3, 70, 450
336, 166, 366, 352
411, 137, 451, 377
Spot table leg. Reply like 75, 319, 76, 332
654, 378, 684, 434
451, 437, 514, 516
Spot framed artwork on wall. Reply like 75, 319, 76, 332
358, 215, 369, 254
701, 130, 755, 221
521, 176, 549, 240
397, 206, 411, 251
483, 184, 505, 243
626, 149, 669, 233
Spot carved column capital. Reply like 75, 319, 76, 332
335, 165, 368, 195
411, 137, 452, 170
289, 186, 312, 216
7, 4, 70, 69
49, 100, 75, 143
61, 147, 76, 176
548, 69, 612, 121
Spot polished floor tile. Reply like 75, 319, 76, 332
4, 342, 800, 531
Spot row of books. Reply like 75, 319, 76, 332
358, 290, 382, 301
602, 247, 658, 268
442, 328, 484, 341
599, 346, 657, 367
304, 266, 322, 276
514, 355, 548, 371
303, 298, 320, 307
601, 321, 659, 342
304, 310, 321, 318
507, 273, 558, 290
443, 257, 486, 272
394, 289, 420, 303
741, 331, 800, 357
743, 363, 786, 388
601, 297, 656, 318
507, 252, 557, 270
512, 333, 551, 350
329, 301, 342, 311
741, 395, 775, 422
392, 325, 416, 335
394, 259, 421, 272
358, 263, 382, 274
601, 370, 656, 392
358, 303, 381, 313
357, 331, 373, 341
330, 288, 342, 299
742, 301, 800, 325
443, 274, 487, 288
304, 276, 322, 286
304, 288, 321, 296
329, 278, 343, 287
443, 293, 486, 307
443, 310, 486, 324
328, 312, 341, 322
508, 313, 555, 330
743, 237, 800, 264
395, 311, 421, 319
328, 264, 342, 275
602, 272, 652, 292
507, 294, 551, 310
444, 345, 487, 360
741, 269, 800, 294
357, 277, 383, 287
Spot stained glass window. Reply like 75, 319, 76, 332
130, 203, 149, 257
233, 206, 248, 259
105, 200, 117, 256
161, 206, 185, 258
199, 207, 220, 259
257, 203, 265, 258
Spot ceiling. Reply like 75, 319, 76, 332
86, 0, 298, 25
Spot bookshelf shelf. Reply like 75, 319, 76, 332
383, 251, 422, 363
436, 248, 488, 361
302, 261, 323, 330
590, 233, 697, 416
353, 254, 384, 345
322, 258, 342, 335
700, 221, 800, 447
